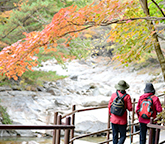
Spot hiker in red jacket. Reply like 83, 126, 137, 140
136, 83, 162, 144
108, 80, 132, 144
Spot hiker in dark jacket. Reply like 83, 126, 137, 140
136, 83, 162, 144
108, 80, 132, 144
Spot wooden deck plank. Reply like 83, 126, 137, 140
159, 130, 165, 144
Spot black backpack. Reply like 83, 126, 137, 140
110, 91, 127, 116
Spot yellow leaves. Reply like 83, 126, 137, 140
0, 10, 12, 18
84, 34, 92, 38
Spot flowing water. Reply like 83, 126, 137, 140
0, 137, 53, 144
0, 136, 107, 144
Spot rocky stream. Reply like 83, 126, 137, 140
0, 56, 164, 143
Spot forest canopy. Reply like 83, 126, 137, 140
0, 0, 165, 81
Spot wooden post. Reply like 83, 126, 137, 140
131, 98, 135, 143
64, 116, 71, 144
164, 95, 165, 126
70, 105, 76, 144
164, 94, 165, 106
107, 109, 110, 144
56, 115, 62, 144
148, 117, 154, 144
155, 128, 160, 144
52, 112, 58, 144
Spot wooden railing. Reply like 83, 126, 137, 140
0, 116, 75, 144
52, 99, 138, 144
52, 93, 165, 144
147, 117, 162, 144
0, 94, 164, 144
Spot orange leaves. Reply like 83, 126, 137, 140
1, 0, 135, 80
0, 10, 12, 18
0, 40, 39, 80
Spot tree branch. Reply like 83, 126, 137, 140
68, 16, 165, 28
139, 0, 149, 16
59, 25, 93, 37
58, 16, 165, 38
151, 0, 165, 17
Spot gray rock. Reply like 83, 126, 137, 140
70, 75, 78, 81
0, 86, 12, 91
47, 88, 61, 96
76, 120, 107, 134
0, 57, 165, 138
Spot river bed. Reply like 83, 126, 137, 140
0, 136, 107, 144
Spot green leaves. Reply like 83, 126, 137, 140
1, 0, 165, 79
107, 0, 155, 65
148, 0, 165, 17
0, 106, 12, 124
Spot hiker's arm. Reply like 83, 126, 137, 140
126, 96, 133, 111
155, 97, 163, 113
108, 97, 113, 115
136, 100, 140, 117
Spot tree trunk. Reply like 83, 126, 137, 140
139, 0, 165, 81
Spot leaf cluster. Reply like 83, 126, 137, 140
1, 0, 165, 80
21, 70, 67, 87
0, 105, 12, 124
155, 105, 165, 124
148, 0, 165, 18
107, 0, 164, 66
0, 0, 93, 47
0, 0, 95, 79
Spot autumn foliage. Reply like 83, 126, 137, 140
0, 0, 134, 80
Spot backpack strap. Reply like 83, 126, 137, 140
150, 95, 155, 98
116, 91, 127, 99
147, 95, 155, 100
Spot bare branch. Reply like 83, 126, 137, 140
101, 17, 165, 26
151, 0, 165, 17
68, 16, 165, 28
59, 25, 93, 37
59, 16, 165, 38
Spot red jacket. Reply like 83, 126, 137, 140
108, 91, 133, 125
136, 93, 162, 124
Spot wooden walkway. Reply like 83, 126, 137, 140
0, 94, 165, 144
73, 130, 165, 144
159, 130, 165, 144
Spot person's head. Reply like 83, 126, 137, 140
144, 83, 155, 94
115, 80, 129, 93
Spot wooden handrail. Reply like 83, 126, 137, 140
157, 93, 165, 98
62, 93, 165, 119
62, 105, 108, 119
147, 123, 165, 130
62, 102, 138, 119
0, 124, 75, 130
70, 128, 112, 142
70, 122, 139, 142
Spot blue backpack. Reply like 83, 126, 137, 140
110, 91, 127, 116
